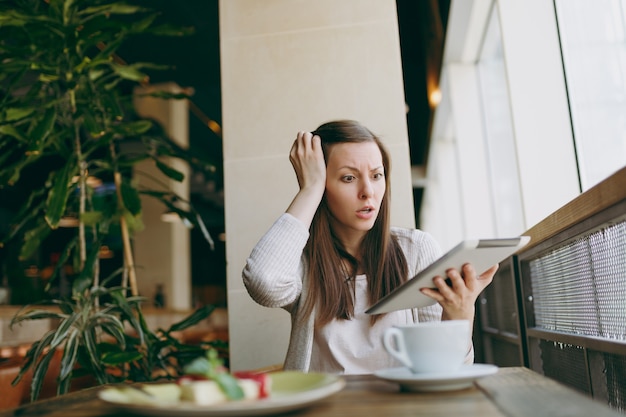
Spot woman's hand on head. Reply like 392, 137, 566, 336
289, 131, 326, 192
286, 131, 327, 227
420, 263, 499, 322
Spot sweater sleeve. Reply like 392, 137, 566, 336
242, 213, 309, 309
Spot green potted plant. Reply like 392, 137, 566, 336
0, 0, 221, 402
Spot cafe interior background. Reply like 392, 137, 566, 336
1, 0, 625, 377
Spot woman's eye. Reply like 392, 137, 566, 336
373, 172, 384, 180
342, 175, 356, 182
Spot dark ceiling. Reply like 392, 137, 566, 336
397, 0, 449, 167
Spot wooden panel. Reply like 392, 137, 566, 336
521, 166, 626, 252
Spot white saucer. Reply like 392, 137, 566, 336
373, 364, 498, 392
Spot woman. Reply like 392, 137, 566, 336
242, 120, 497, 374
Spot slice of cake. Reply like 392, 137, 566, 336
177, 348, 273, 405
179, 378, 262, 405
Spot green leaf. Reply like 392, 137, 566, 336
30, 348, 57, 401
101, 93, 123, 120
126, 13, 157, 34
79, 4, 145, 17
57, 376, 71, 398
122, 209, 144, 233
50, 313, 79, 350
10, 309, 67, 328
194, 212, 215, 250
0, 11, 28, 27
183, 355, 212, 376
82, 329, 106, 383
99, 320, 127, 347
100, 267, 125, 287
147, 23, 195, 37
44, 161, 76, 229
111, 63, 148, 82
0, 188, 46, 243
101, 351, 143, 366
182, 350, 244, 400
73, 244, 100, 293
121, 120, 152, 136
54, 299, 76, 315
14, 332, 54, 388
168, 304, 216, 332
59, 330, 79, 380
28, 106, 56, 147
214, 373, 245, 401
1, 106, 35, 122
87, 309, 125, 331
80, 210, 103, 226
81, 109, 105, 138
87, 67, 106, 83
133, 304, 155, 340
109, 291, 145, 344
96, 341, 122, 356
19, 222, 52, 261
120, 179, 141, 215
0, 124, 28, 142
42, 238, 77, 290
154, 158, 184, 182
38, 73, 60, 83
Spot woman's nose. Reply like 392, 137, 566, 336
360, 180, 373, 198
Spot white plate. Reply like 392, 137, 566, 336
98, 371, 346, 417
374, 363, 498, 392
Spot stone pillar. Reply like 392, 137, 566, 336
132, 82, 192, 311
219, 0, 415, 370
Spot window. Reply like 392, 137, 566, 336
556, 0, 626, 190
477, 7, 524, 236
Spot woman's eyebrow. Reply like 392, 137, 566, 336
337, 165, 384, 172
337, 165, 359, 172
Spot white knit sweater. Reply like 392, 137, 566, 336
242, 213, 456, 371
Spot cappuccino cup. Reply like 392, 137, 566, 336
382, 320, 470, 374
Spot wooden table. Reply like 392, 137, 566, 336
0, 367, 622, 417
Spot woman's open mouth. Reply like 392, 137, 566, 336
356, 206, 376, 219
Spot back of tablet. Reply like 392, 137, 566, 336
365, 236, 531, 314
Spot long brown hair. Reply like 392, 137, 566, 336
300, 120, 409, 326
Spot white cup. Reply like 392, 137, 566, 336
382, 320, 470, 374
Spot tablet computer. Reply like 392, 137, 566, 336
365, 236, 531, 314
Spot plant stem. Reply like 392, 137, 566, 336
74, 117, 87, 272
114, 171, 139, 296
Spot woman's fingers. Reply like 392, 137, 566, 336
291, 131, 318, 161
289, 131, 326, 191
480, 264, 499, 282
420, 263, 499, 321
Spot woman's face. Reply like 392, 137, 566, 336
324, 141, 386, 244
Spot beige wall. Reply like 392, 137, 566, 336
220, 0, 416, 371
